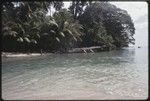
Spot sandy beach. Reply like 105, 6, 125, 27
2, 52, 43, 58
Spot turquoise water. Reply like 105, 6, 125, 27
2, 47, 148, 100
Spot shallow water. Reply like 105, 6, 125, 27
2, 47, 148, 100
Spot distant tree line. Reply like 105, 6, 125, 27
2, 1, 135, 53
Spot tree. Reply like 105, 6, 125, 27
2, 1, 135, 53
2, 2, 51, 52
78, 2, 135, 48
69, 1, 88, 19
101, 2, 135, 47
53, 9, 83, 52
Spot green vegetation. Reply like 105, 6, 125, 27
2, 1, 135, 53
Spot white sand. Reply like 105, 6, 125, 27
2, 52, 42, 57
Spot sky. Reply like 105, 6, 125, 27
59, 1, 148, 47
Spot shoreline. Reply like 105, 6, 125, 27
2, 52, 46, 58
1, 46, 133, 58
1, 51, 92, 58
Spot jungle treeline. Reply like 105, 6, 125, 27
2, 1, 135, 53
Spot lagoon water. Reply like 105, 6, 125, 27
2, 46, 148, 100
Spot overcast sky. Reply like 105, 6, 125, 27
62, 1, 148, 47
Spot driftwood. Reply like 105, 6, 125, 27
68, 45, 107, 53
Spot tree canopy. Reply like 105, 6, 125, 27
2, 1, 135, 53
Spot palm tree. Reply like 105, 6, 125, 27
53, 9, 83, 51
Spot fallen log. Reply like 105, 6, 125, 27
68, 45, 107, 53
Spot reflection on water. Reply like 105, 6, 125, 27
2, 47, 148, 100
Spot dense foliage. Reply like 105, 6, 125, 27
2, 1, 135, 53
